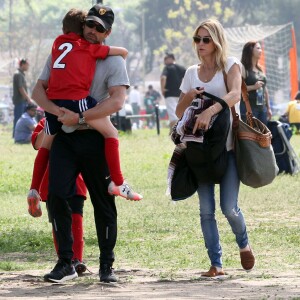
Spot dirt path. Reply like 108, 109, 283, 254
1, 267, 299, 299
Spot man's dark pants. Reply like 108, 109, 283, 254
48, 129, 117, 265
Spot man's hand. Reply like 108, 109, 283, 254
58, 107, 78, 126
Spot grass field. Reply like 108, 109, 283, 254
0, 124, 299, 278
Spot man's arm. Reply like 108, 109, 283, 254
29, 122, 36, 132
31, 79, 62, 117
15, 73, 32, 103
19, 86, 32, 103
160, 76, 166, 97
58, 85, 126, 126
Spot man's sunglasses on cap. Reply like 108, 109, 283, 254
193, 36, 212, 44
85, 20, 107, 33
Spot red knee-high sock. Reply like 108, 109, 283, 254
30, 147, 49, 190
105, 138, 124, 186
52, 229, 59, 255
72, 213, 84, 262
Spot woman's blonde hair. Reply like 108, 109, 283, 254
193, 19, 227, 71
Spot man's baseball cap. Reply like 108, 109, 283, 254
86, 4, 114, 30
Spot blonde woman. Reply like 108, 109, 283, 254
176, 19, 255, 277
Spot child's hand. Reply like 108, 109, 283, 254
58, 107, 78, 126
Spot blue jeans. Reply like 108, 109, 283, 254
197, 151, 249, 268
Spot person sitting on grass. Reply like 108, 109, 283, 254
14, 103, 37, 144
27, 8, 142, 211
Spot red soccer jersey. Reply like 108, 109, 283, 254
46, 32, 110, 100
31, 119, 87, 201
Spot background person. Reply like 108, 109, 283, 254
176, 19, 255, 278
240, 41, 272, 125
160, 53, 186, 132
32, 4, 131, 284
283, 91, 300, 133
30, 118, 88, 274
143, 85, 161, 129
128, 85, 142, 128
147, 85, 161, 105
14, 103, 37, 144
12, 58, 32, 137
143, 91, 156, 128
35, 107, 45, 123
129, 85, 142, 115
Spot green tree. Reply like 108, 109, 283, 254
134, 0, 299, 75
0, 0, 299, 92
137, 0, 237, 70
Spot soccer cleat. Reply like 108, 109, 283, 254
99, 264, 118, 282
27, 189, 42, 217
73, 259, 87, 275
44, 259, 78, 283
108, 181, 143, 201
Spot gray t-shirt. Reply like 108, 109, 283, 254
39, 55, 130, 103
13, 69, 28, 105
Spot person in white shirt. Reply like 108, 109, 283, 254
176, 18, 255, 278
128, 85, 141, 127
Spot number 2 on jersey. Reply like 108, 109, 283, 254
53, 43, 73, 69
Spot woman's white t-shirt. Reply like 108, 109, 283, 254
180, 56, 242, 150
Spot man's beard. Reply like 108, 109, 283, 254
85, 33, 99, 44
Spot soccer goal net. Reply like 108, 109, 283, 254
225, 23, 298, 115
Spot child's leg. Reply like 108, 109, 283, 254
28, 134, 55, 217
30, 134, 55, 191
88, 117, 124, 185
72, 213, 84, 262
88, 117, 143, 201
69, 195, 87, 274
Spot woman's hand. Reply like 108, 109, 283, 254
254, 81, 264, 90
193, 108, 214, 134
187, 87, 204, 99
176, 87, 204, 118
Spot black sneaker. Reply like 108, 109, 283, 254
99, 264, 118, 282
73, 259, 87, 275
44, 259, 78, 283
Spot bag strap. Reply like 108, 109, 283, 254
202, 91, 229, 110
222, 70, 254, 128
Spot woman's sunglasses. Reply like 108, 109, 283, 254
193, 36, 212, 44
85, 20, 107, 33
